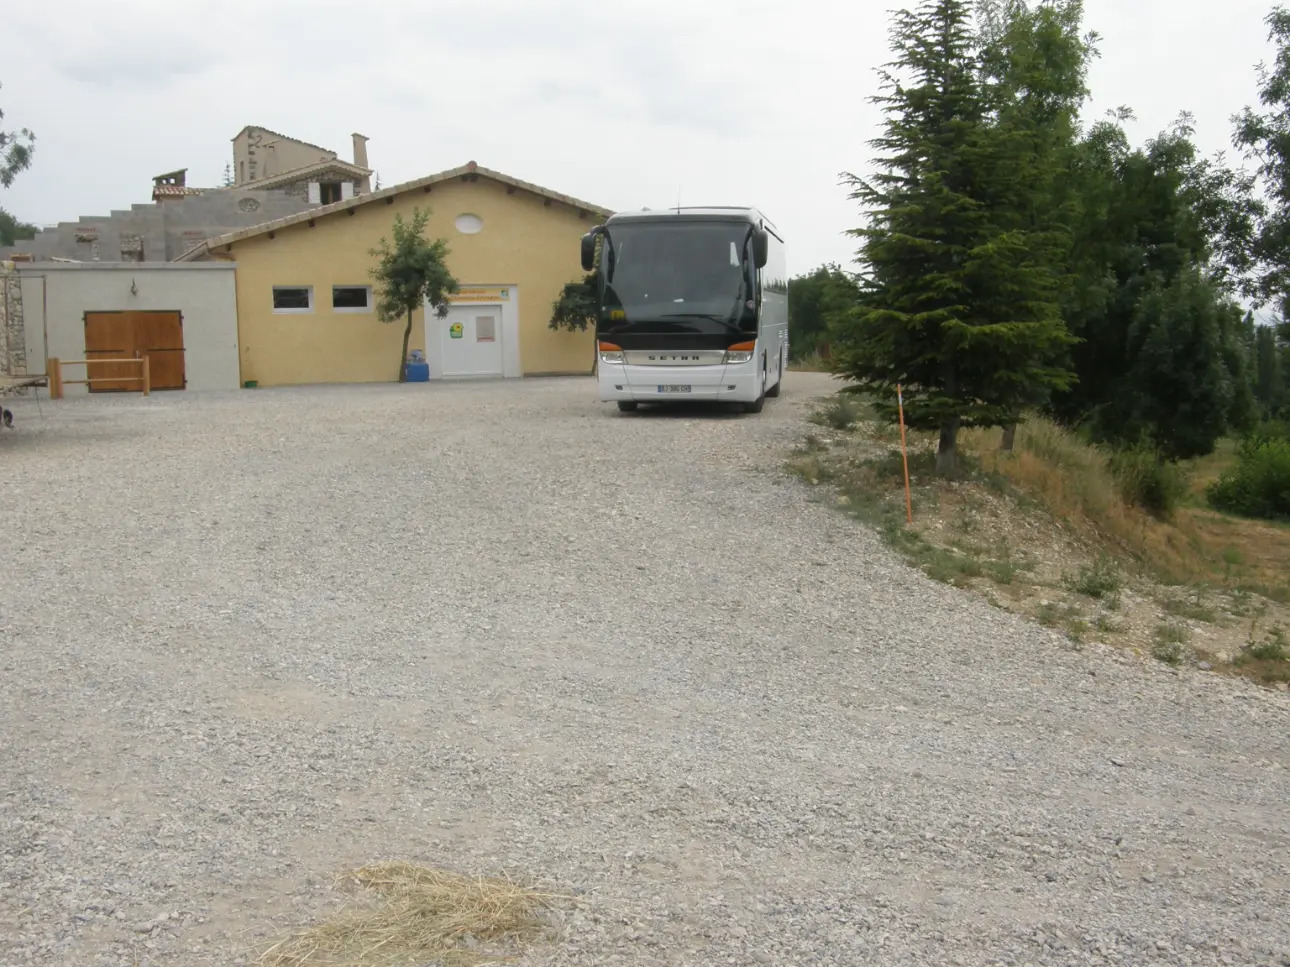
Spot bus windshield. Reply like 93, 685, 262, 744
603, 221, 754, 326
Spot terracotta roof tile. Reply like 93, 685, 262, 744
175, 161, 613, 260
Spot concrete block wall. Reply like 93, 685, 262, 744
0, 187, 322, 264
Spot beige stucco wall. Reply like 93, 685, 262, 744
234, 128, 335, 186
16, 263, 240, 394
223, 176, 597, 387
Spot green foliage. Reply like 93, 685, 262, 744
369, 208, 459, 382
1162, 591, 1218, 623
0, 207, 36, 247
831, 0, 1086, 476
1053, 112, 1257, 457
787, 264, 859, 360
548, 274, 598, 332
1247, 418, 1290, 445
1151, 625, 1188, 665
0, 81, 34, 189
810, 394, 869, 430
1206, 436, 1290, 520
1064, 554, 1123, 600
1233, 6, 1290, 306
1254, 324, 1288, 417
1242, 624, 1288, 661
1233, 625, 1290, 682
1108, 443, 1188, 518
1121, 270, 1246, 459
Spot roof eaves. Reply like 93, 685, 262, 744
249, 159, 373, 189
190, 161, 614, 252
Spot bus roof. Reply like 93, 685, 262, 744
604, 206, 781, 237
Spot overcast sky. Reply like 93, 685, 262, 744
0, 0, 1280, 276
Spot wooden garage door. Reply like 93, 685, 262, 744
84, 311, 186, 392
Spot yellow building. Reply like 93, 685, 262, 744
178, 161, 612, 387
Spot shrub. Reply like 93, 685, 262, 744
810, 394, 869, 431
1206, 438, 1290, 520
1065, 555, 1124, 600
1241, 625, 1288, 663
1245, 419, 1290, 446
1152, 623, 1191, 666
1109, 444, 1188, 518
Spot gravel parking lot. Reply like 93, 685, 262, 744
2, 373, 1288, 967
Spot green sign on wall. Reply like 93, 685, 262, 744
449, 322, 463, 339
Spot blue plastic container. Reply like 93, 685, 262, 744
405, 361, 430, 382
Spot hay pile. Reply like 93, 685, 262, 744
256, 861, 568, 967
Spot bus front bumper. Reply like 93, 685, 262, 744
598, 363, 761, 404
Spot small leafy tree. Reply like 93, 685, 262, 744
548, 273, 599, 374
0, 81, 34, 189
370, 208, 458, 382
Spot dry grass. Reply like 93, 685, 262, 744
792, 396, 1290, 687
255, 862, 569, 967
961, 418, 1290, 593
788, 351, 833, 373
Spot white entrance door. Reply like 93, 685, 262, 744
440, 306, 504, 378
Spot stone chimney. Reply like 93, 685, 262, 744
352, 133, 371, 193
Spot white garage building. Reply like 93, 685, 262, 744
1, 262, 240, 395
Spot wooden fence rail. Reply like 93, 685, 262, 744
47, 356, 150, 400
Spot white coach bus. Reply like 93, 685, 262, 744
579, 206, 789, 414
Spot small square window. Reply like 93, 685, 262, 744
476, 316, 497, 342
273, 286, 313, 312
332, 286, 372, 312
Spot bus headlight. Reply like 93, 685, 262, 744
723, 341, 756, 364
598, 340, 624, 363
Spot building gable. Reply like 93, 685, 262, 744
218, 168, 609, 386
178, 161, 611, 261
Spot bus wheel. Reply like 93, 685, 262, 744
743, 377, 766, 414
766, 372, 782, 398
617, 401, 639, 412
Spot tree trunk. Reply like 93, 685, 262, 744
936, 415, 961, 478
1000, 423, 1017, 452
399, 308, 412, 383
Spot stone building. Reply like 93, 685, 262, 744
0, 126, 374, 264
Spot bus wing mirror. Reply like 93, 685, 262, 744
752, 229, 769, 269
580, 230, 599, 272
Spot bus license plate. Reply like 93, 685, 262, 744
658, 384, 691, 393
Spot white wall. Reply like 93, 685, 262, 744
17, 262, 240, 394
425, 283, 522, 380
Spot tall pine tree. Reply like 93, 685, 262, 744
832, 0, 1078, 475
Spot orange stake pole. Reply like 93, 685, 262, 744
897, 384, 913, 524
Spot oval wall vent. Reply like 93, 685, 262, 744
455, 213, 484, 235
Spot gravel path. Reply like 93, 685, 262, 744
2, 374, 1288, 967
